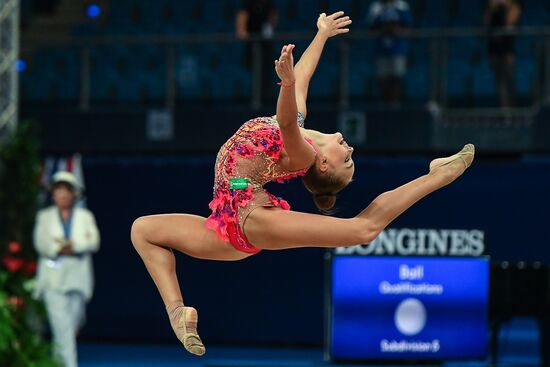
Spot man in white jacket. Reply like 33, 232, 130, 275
33, 171, 100, 367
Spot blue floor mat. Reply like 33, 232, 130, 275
79, 343, 497, 367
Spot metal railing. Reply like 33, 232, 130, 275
0, 0, 19, 143
20, 26, 550, 112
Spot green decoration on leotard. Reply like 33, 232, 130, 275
229, 178, 250, 190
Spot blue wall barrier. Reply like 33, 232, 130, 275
78, 154, 550, 345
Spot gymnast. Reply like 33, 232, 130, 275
131, 11, 474, 356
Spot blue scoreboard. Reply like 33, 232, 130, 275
328, 256, 489, 361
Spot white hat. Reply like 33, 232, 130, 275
51, 171, 81, 195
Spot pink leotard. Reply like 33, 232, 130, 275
206, 114, 310, 254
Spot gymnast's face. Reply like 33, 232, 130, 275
323, 132, 355, 184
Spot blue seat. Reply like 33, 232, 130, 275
133, 45, 166, 99
520, 2, 549, 27
516, 58, 535, 97
308, 42, 340, 99
327, 0, 353, 14
175, 44, 208, 98
446, 60, 471, 98
348, 39, 380, 99
472, 61, 495, 97
202, 0, 227, 33
20, 64, 49, 100
22, 47, 81, 101
89, 46, 120, 100
109, 0, 133, 21
309, 62, 338, 99
405, 40, 429, 99
72, 23, 101, 37
210, 67, 236, 98
448, 37, 480, 60
450, 0, 483, 27
417, 0, 448, 28
515, 37, 535, 60
293, 0, 318, 29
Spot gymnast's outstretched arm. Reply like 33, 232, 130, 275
275, 44, 316, 170
294, 11, 352, 119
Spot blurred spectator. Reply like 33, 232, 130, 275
368, 0, 412, 106
33, 171, 100, 367
485, 0, 522, 108
236, 0, 278, 104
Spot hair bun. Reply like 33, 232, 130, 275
313, 193, 336, 212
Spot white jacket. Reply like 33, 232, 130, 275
33, 206, 100, 301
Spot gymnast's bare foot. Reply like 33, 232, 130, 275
429, 144, 475, 183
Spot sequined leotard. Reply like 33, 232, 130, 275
206, 113, 310, 254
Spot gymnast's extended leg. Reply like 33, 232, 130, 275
245, 146, 474, 250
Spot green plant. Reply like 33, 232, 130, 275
0, 123, 41, 258
0, 124, 60, 366
0, 262, 60, 367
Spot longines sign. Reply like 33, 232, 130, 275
335, 228, 485, 257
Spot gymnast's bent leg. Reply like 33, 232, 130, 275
130, 214, 250, 355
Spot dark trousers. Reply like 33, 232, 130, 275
244, 39, 274, 105
489, 53, 516, 108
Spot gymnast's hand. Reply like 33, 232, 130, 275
317, 11, 352, 38
274, 44, 296, 86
